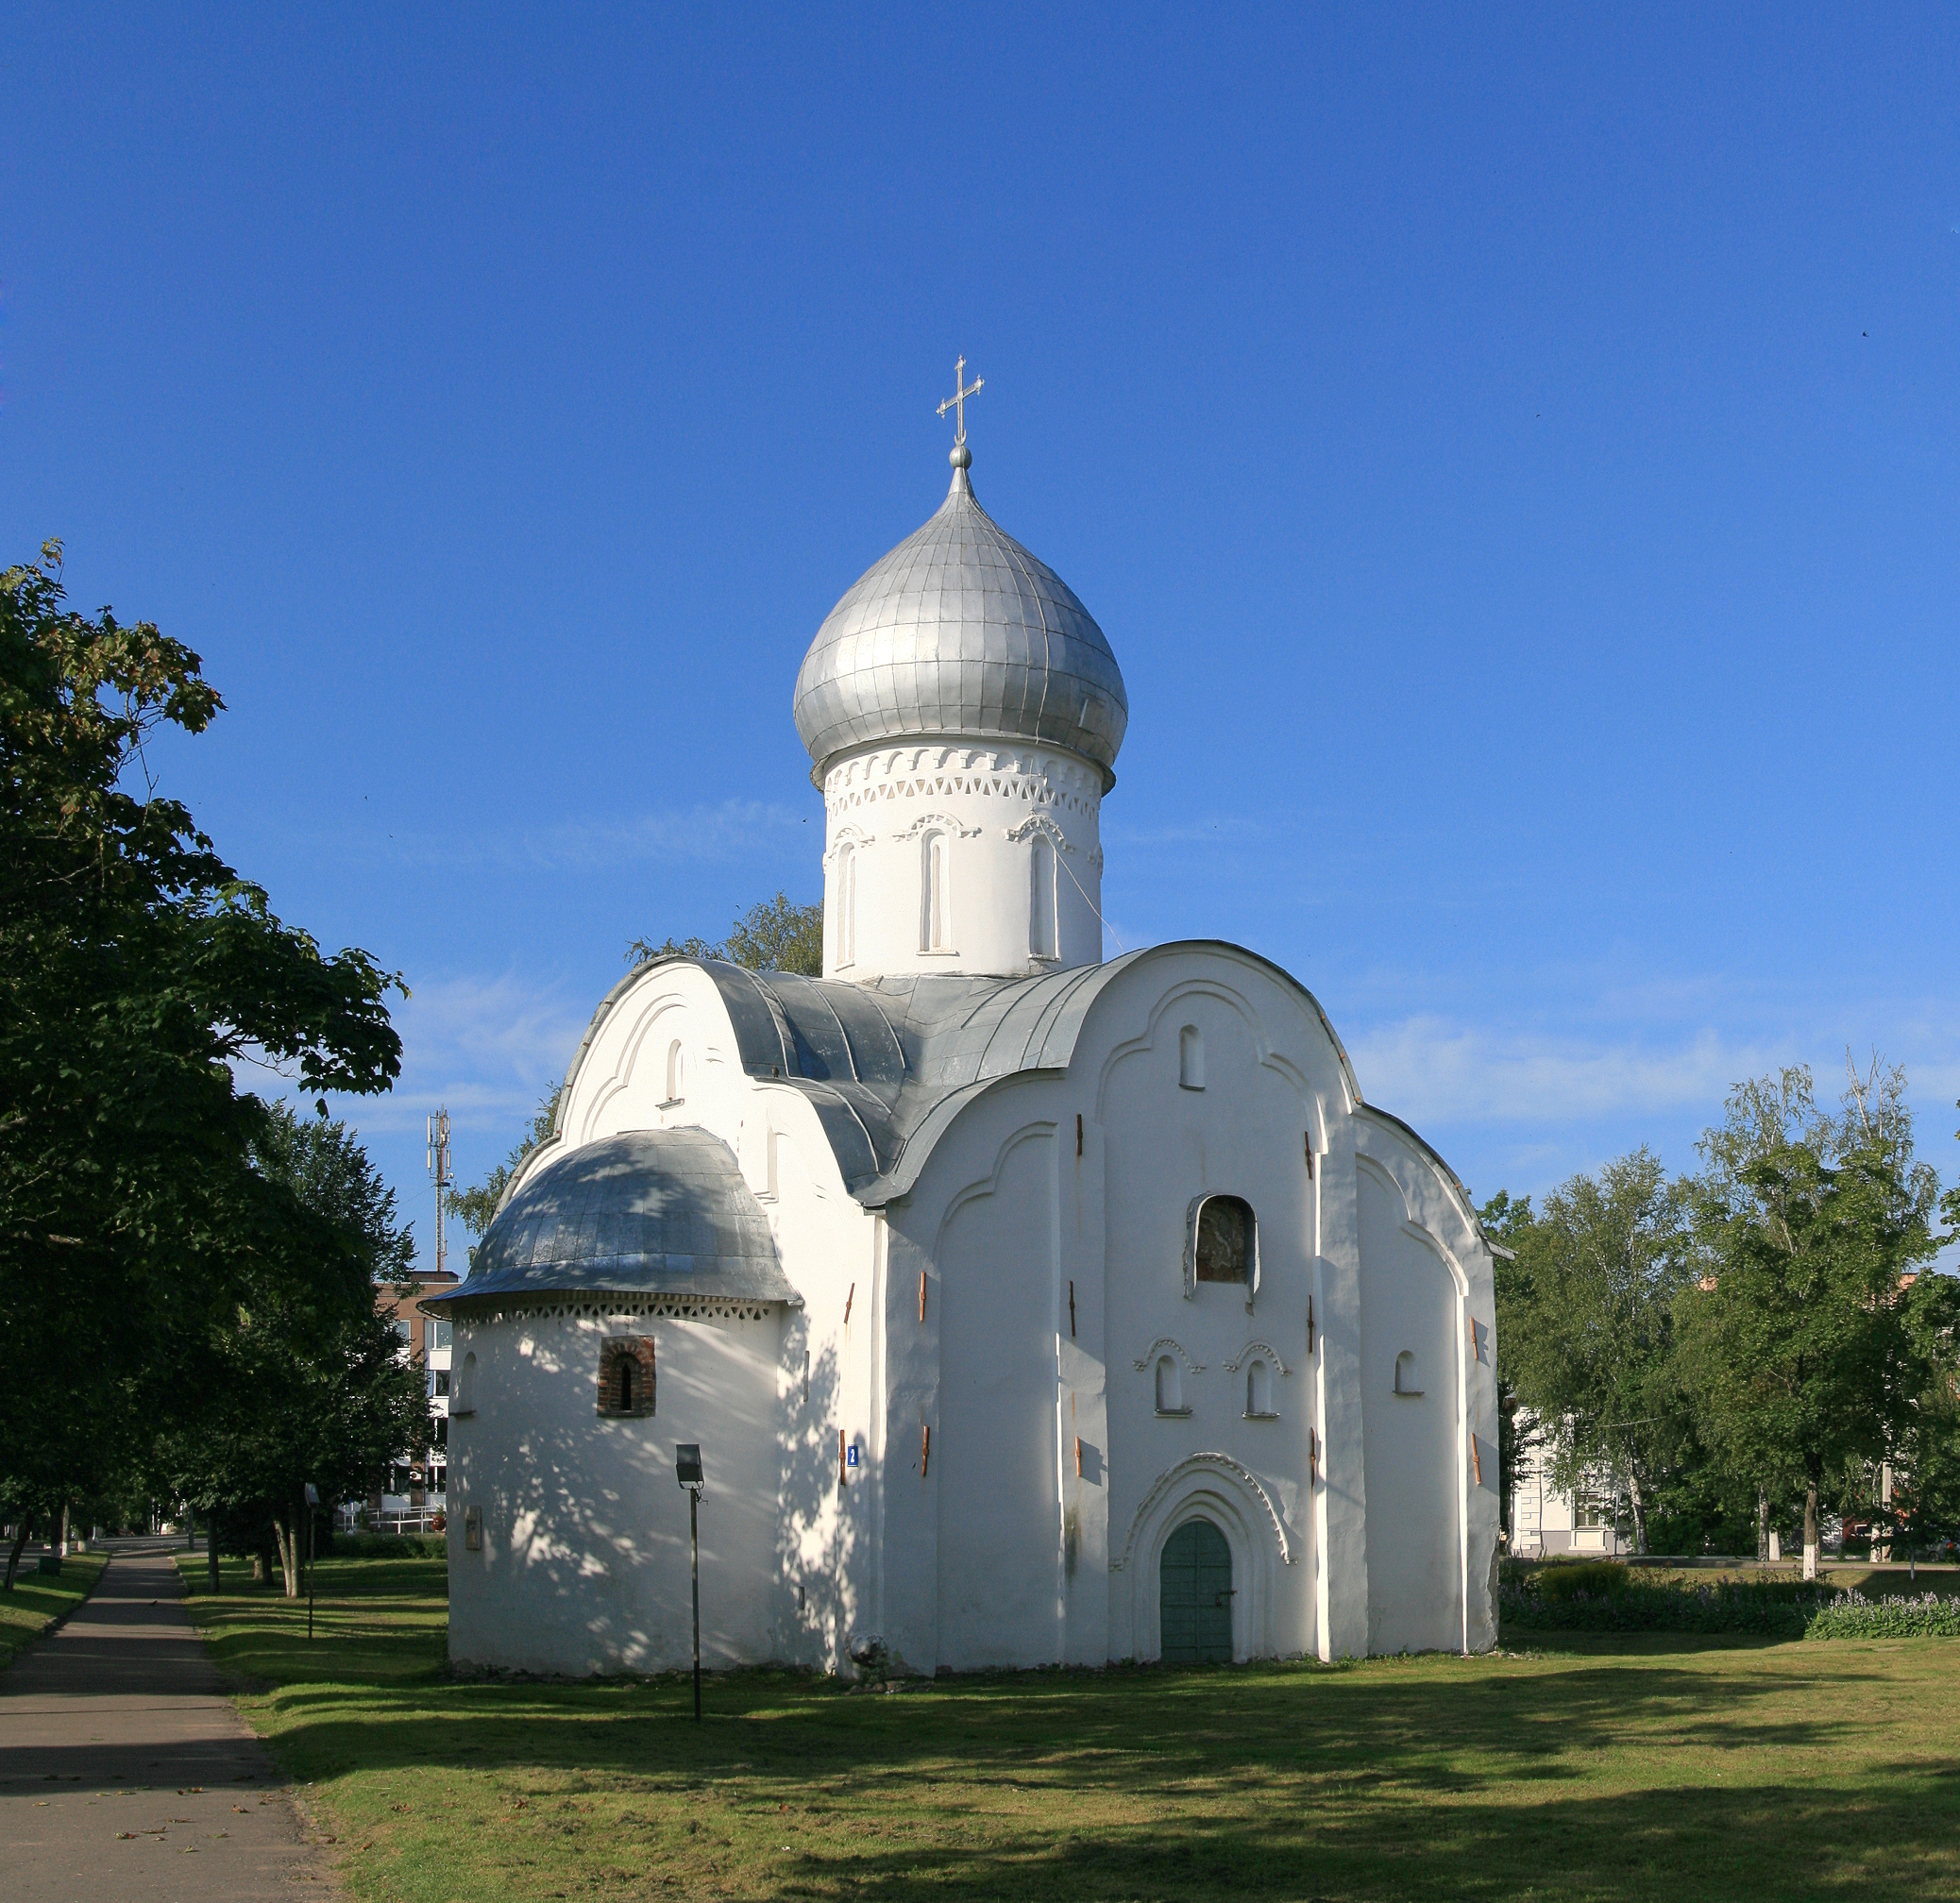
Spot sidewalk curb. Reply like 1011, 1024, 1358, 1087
1, 1548, 112, 1674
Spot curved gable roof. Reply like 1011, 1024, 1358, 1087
541, 945, 1364, 1212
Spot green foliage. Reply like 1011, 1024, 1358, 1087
624, 889, 822, 976
0, 544, 402, 1534
1491, 1152, 1697, 1553
156, 1105, 426, 1595
1500, 1573, 1835, 1635
1533, 1561, 1628, 1602
329, 1531, 448, 1558
1681, 1063, 1944, 1554
1805, 1591, 1960, 1640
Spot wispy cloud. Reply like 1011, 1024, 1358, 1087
325, 970, 591, 1143
315, 800, 811, 874
1347, 1017, 1769, 1130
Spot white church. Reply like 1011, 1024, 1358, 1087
430, 385, 1500, 1674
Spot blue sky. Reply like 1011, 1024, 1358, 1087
3, 6, 1955, 1266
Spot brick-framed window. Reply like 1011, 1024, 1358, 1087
597, 1337, 656, 1419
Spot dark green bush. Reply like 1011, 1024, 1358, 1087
1500, 1575, 1829, 1636
1534, 1562, 1627, 1603
329, 1532, 447, 1559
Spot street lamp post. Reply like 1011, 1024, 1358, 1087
675, 1444, 704, 1722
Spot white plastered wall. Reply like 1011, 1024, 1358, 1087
820, 741, 1105, 980
447, 961, 883, 1676
447, 1303, 786, 1675
1352, 1110, 1500, 1654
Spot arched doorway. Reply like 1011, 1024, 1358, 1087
1159, 1518, 1233, 1663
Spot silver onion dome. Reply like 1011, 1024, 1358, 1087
793, 449, 1128, 783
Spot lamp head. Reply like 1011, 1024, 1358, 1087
675, 1443, 704, 1489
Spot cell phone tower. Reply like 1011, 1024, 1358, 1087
427, 1108, 452, 1279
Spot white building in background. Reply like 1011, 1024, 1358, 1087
429, 413, 1502, 1674
1508, 1425, 1627, 1558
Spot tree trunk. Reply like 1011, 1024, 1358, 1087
206, 1514, 221, 1594
1627, 1467, 1648, 1557
58, 1501, 70, 1559
4, 1509, 35, 1592
1802, 1479, 1819, 1581
274, 1516, 300, 1598
1757, 1487, 1768, 1566
250, 1551, 268, 1587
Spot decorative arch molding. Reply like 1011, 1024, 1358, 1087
1354, 1152, 1469, 1299
889, 810, 984, 843
580, 991, 695, 1145
1223, 1339, 1291, 1377
1354, 1104, 1489, 1269
932, 1120, 1058, 1257
821, 821, 874, 867
1004, 813, 1075, 851
1112, 1454, 1298, 1662
1092, 977, 1314, 1123
1132, 1336, 1205, 1375
1114, 1452, 1294, 1570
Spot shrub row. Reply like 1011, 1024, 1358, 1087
1500, 1575, 1960, 1640
329, 1532, 448, 1558
1499, 1576, 1825, 1636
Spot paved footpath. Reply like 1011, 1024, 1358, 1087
1, 1540, 336, 1900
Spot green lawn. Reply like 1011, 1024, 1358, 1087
175, 1554, 1960, 1903
0, 1550, 107, 1670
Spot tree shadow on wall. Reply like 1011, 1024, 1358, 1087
774, 1316, 853, 1669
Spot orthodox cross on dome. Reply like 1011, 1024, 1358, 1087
937, 355, 984, 446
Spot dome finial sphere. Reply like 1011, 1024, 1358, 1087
950, 442, 972, 469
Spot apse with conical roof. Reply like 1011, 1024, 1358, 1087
796, 413, 1125, 984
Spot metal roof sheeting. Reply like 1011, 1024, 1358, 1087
427, 1127, 792, 1310
793, 462, 1128, 780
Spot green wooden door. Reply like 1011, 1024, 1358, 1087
1159, 1518, 1233, 1663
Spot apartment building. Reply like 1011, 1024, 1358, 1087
359, 1271, 459, 1531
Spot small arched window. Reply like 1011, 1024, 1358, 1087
1394, 1350, 1422, 1396
921, 832, 953, 952
1245, 1358, 1274, 1418
836, 843, 857, 967
1194, 1196, 1255, 1284
453, 1350, 477, 1416
1179, 1024, 1205, 1089
665, 1038, 685, 1104
598, 1338, 655, 1418
1029, 834, 1058, 959
1155, 1354, 1186, 1415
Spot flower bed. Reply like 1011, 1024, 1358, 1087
1802, 1591, 1960, 1640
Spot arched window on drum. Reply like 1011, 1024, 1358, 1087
921, 831, 953, 952
835, 842, 857, 968
1029, 833, 1058, 959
